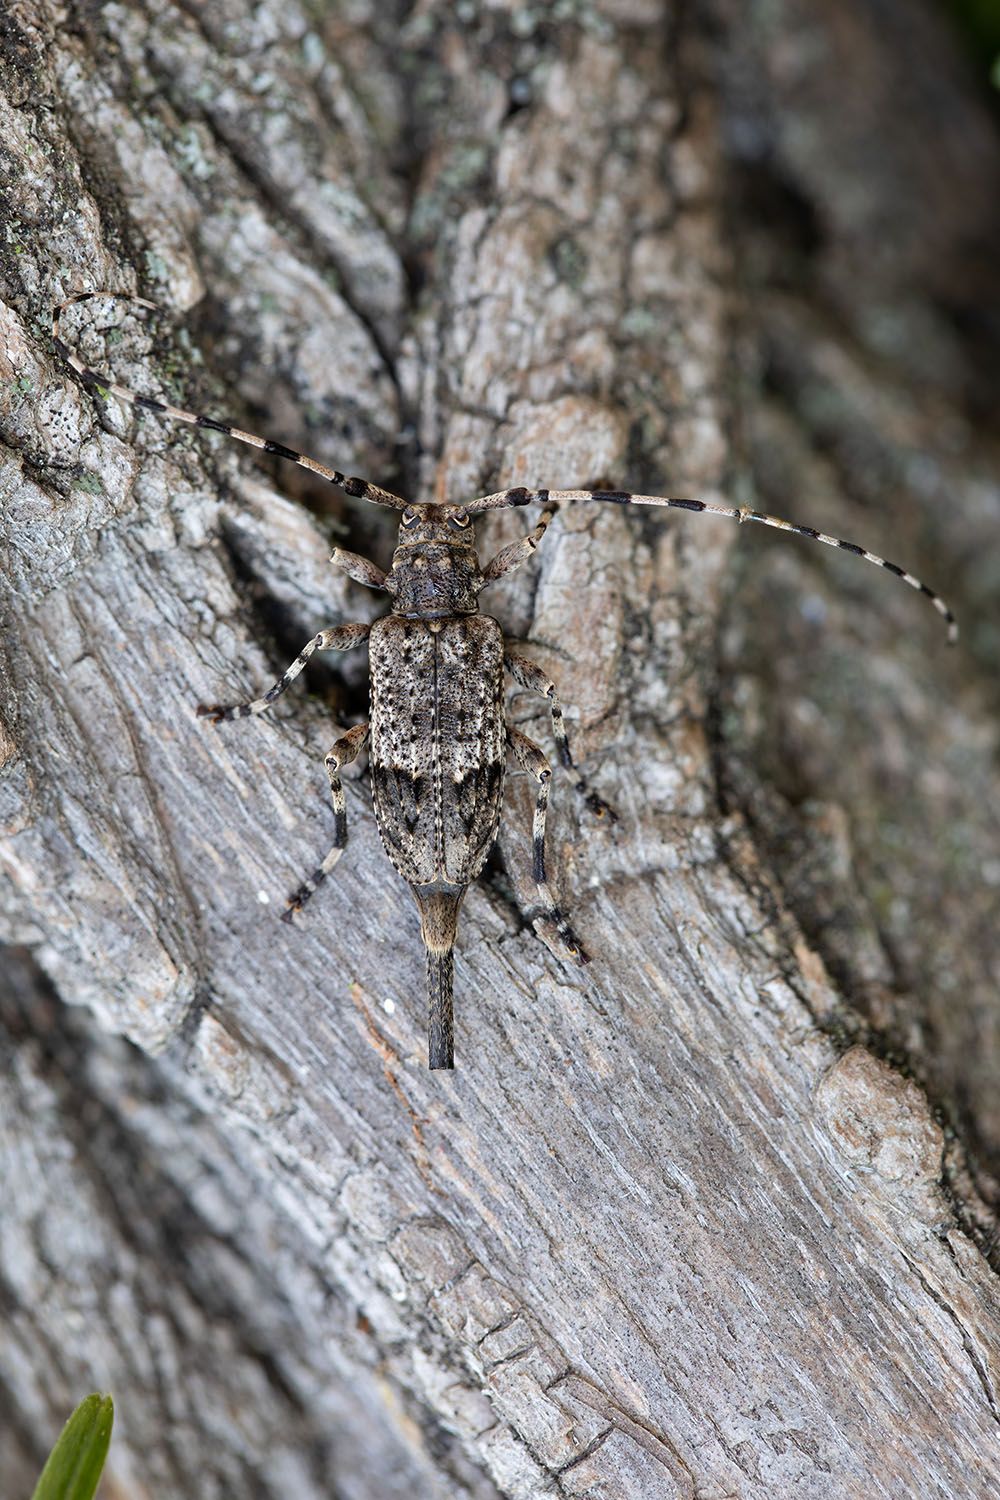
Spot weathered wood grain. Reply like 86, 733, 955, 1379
1, 1, 998, 1496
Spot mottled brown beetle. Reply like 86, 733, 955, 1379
54, 293, 957, 1068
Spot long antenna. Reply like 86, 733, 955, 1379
55, 293, 957, 641
467, 485, 958, 642
53, 291, 410, 512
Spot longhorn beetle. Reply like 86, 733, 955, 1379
54, 292, 957, 1068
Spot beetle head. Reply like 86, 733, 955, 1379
385, 505, 484, 617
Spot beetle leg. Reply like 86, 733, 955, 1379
507, 726, 589, 965
481, 505, 559, 583
197, 623, 371, 722
282, 721, 371, 919
504, 647, 616, 823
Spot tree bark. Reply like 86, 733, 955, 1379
1, 1, 999, 1496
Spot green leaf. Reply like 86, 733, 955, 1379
31, 1394, 114, 1500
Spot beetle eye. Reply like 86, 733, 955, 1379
401, 507, 420, 528
448, 510, 471, 530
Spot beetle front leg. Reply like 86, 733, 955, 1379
282, 721, 370, 920
197, 622, 371, 722
481, 505, 559, 583
504, 647, 617, 823
330, 549, 387, 591
507, 726, 589, 965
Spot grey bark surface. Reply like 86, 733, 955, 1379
1, 2, 999, 1497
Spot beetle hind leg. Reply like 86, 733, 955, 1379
282, 722, 370, 920
507, 726, 590, 965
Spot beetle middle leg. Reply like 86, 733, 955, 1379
197, 622, 372, 722
195, 621, 373, 919
507, 726, 590, 965
504, 648, 617, 823
283, 721, 370, 920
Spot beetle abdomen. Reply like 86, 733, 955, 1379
369, 614, 505, 886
